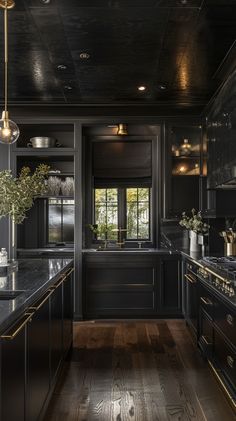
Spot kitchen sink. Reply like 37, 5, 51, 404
0, 291, 25, 300
95, 248, 152, 251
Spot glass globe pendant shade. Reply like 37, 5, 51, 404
0, 111, 19, 144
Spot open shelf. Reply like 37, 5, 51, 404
15, 123, 75, 149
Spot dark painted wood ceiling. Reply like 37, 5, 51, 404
0, 0, 235, 110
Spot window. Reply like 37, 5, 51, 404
126, 188, 150, 240
94, 187, 151, 241
94, 189, 118, 240
48, 199, 74, 244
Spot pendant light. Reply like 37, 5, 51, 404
0, 0, 20, 145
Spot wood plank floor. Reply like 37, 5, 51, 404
45, 320, 236, 421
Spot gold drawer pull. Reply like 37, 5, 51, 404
227, 355, 234, 369
202, 335, 212, 346
200, 296, 213, 306
1, 312, 34, 340
64, 267, 74, 279
226, 314, 234, 326
29, 289, 54, 311
51, 276, 66, 290
185, 274, 196, 284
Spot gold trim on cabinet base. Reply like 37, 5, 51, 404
0, 0, 15, 9
208, 360, 236, 410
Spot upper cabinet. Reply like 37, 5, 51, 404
164, 121, 205, 218
206, 69, 236, 189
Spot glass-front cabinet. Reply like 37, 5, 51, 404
164, 122, 206, 219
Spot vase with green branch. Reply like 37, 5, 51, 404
88, 224, 114, 249
0, 164, 50, 259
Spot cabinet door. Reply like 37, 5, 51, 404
159, 257, 181, 316
0, 316, 29, 421
184, 269, 198, 337
50, 283, 63, 380
63, 270, 73, 354
27, 293, 51, 421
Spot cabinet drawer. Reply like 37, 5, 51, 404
199, 309, 213, 357
199, 284, 214, 319
214, 298, 236, 349
86, 266, 155, 287
87, 291, 155, 313
214, 329, 236, 390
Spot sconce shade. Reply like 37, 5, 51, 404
117, 124, 128, 136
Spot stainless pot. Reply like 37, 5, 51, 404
27, 137, 60, 148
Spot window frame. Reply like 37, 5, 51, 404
93, 186, 152, 243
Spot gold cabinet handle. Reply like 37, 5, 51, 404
227, 355, 234, 369
200, 296, 213, 306
28, 289, 54, 311
184, 274, 196, 284
1, 312, 34, 340
201, 335, 212, 346
64, 267, 74, 279
226, 314, 234, 326
51, 276, 66, 290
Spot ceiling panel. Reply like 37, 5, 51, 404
0, 0, 234, 110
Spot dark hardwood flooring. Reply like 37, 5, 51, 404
45, 320, 236, 420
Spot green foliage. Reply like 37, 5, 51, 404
179, 208, 210, 235
0, 164, 50, 224
88, 223, 114, 240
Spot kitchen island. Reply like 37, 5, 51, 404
0, 258, 74, 421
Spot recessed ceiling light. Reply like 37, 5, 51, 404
180, 0, 187, 4
57, 64, 67, 71
41, 0, 51, 4
138, 86, 146, 91
64, 85, 72, 90
80, 52, 90, 60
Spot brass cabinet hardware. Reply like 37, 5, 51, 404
208, 360, 236, 408
51, 276, 66, 290
204, 266, 229, 283
200, 296, 213, 306
64, 267, 74, 279
201, 335, 212, 346
29, 289, 54, 311
0, 312, 34, 340
226, 314, 234, 326
227, 355, 234, 369
184, 274, 196, 284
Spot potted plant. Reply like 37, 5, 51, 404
179, 208, 210, 252
0, 164, 49, 259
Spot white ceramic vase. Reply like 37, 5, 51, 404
189, 230, 200, 253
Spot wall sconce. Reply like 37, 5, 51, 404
180, 138, 191, 156
0, 0, 20, 145
117, 124, 128, 136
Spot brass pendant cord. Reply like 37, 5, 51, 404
4, 0, 8, 114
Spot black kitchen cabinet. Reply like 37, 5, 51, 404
183, 260, 198, 339
83, 252, 182, 318
159, 256, 182, 315
0, 315, 29, 421
164, 121, 204, 218
27, 292, 51, 421
0, 265, 74, 421
84, 254, 157, 317
63, 269, 74, 354
50, 281, 63, 381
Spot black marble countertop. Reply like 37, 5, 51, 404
0, 258, 73, 334
17, 248, 74, 254
82, 248, 179, 255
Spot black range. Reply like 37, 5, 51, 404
198, 256, 236, 302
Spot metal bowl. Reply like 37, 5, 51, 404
27, 137, 58, 148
